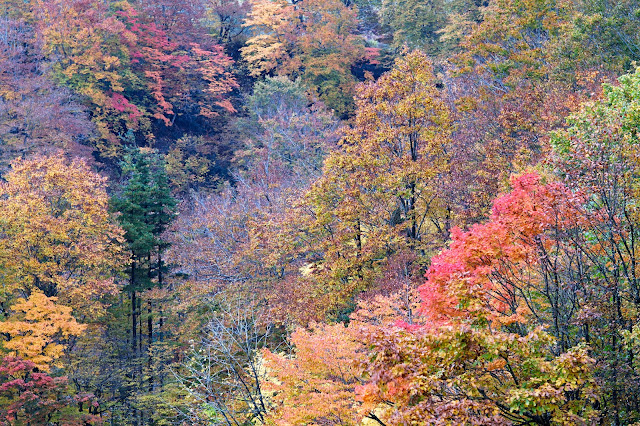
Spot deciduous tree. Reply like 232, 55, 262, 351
0, 155, 126, 316
361, 173, 600, 424
0, 356, 99, 425
266, 51, 452, 320
36, 0, 237, 158
263, 323, 366, 426
242, 0, 365, 117
0, 292, 85, 371
549, 66, 640, 424
172, 294, 272, 426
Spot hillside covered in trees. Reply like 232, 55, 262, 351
2, 0, 640, 424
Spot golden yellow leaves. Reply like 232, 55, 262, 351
0, 155, 126, 314
0, 292, 85, 371
241, 0, 364, 116
0, 154, 126, 374
241, 0, 292, 77
295, 51, 453, 315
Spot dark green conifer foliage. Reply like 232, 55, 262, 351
113, 148, 177, 292
112, 148, 177, 368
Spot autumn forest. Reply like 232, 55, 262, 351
2, 0, 640, 424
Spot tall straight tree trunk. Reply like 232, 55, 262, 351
148, 299, 153, 391
158, 251, 163, 287
138, 297, 143, 357
131, 261, 137, 355
131, 295, 136, 355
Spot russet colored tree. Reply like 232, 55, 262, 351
0, 356, 99, 425
360, 173, 600, 424
36, 0, 237, 158
361, 325, 599, 425
260, 172, 604, 425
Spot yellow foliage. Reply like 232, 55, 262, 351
241, 0, 293, 76
0, 291, 85, 371
0, 155, 126, 316
293, 51, 453, 315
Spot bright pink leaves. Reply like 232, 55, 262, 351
110, 92, 142, 122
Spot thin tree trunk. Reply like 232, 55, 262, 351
148, 299, 153, 391
131, 291, 137, 355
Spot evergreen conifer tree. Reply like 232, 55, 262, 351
111, 148, 177, 359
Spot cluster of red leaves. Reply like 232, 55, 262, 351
422, 172, 587, 325
355, 173, 601, 425
0, 356, 100, 425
